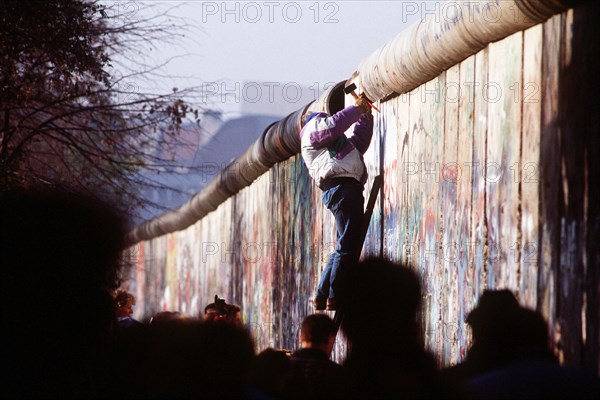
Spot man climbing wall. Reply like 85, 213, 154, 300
299, 93, 374, 311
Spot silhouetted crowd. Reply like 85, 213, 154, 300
1, 188, 599, 399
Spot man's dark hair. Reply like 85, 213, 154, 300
115, 290, 136, 309
204, 303, 216, 314
301, 314, 337, 345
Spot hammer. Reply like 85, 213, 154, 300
344, 83, 379, 112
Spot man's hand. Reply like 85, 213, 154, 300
355, 96, 371, 114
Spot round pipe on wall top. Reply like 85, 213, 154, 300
130, 0, 581, 244
128, 81, 347, 244
358, 0, 574, 102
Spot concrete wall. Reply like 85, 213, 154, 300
127, 4, 599, 370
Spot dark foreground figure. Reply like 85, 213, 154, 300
1, 188, 129, 398
441, 289, 600, 399
338, 257, 460, 399
1, 189, 256, 399
284, 314, 342, 400
112, 318, 255, 399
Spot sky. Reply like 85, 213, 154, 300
121, 1, 433, 117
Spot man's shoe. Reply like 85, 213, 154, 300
326, 298, 336, 311
311, 297, 326, 311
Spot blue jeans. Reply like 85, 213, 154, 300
317, 182, 365, 300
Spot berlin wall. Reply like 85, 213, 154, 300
127, 2, 599, 370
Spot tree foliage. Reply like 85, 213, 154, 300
0, 0, 203, 218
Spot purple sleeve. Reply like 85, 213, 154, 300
309, 105, 363, 148
349, 112, 374, 154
